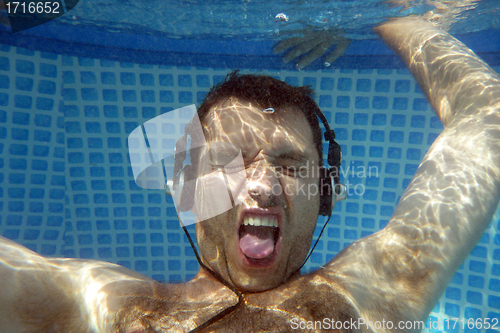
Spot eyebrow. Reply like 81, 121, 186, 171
274, 150, 308, 162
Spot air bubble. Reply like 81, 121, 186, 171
275, 13, 289, 22
262, 108, 275, 114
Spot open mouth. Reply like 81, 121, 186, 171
238, 214, 280, 266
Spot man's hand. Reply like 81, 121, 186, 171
273, 30, 350, 70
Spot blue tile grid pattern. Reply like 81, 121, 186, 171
0, 45, 499, 332
0, 46, 65, 256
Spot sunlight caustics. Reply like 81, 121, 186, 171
312, 17, 500, 330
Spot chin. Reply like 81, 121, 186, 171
233, 275, 284, 293
228, 255, 304, 293
196, 206, 315, 293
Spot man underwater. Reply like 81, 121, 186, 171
1, 17, 500, 332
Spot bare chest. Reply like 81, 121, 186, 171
112, 280, 358, 333
204, 296, 358, 333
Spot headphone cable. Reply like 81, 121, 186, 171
297, 214, 332, 272
179, 222, 244, 333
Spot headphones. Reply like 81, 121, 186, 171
316, 110, 347, 216
166, 106, 347, 217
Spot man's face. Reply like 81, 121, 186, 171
193, 98, 321, 292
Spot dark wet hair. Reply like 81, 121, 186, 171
197, 71, 324, 163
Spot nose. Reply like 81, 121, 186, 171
246, 163, 279, 206
247, 180, 272, 204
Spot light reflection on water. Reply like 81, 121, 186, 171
23, 0, 500, 40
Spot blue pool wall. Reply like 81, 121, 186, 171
1, 22, 499, 70
0, 43, 499, 331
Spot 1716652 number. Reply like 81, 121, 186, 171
5, 2, 60, 14
4, 0, 75, 33
444, 317, 499, 330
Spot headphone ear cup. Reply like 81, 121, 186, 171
178, 164, 195, 212
319, 167, 334, 216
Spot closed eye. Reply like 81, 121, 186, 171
276, 152, 307, 163
274, 165, 307, 178
213, 164, 246, 173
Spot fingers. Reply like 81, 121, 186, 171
324, 38, 351, 67
282, 42, 316, 64
273, 36, 307, 54
281, 34, 331, 64
296, 39, 336, 70
273, 31, 350, 69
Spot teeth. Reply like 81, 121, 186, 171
243, 216, 278, 228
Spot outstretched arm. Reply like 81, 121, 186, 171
324, 17, 500, 329
0, 235, 158, 332
0, 236, 237, 332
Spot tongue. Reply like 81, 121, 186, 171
239, 226, 276, 259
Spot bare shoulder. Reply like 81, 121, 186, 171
321, 230, 434, 329
0, 236, 158, 332
0, 237, 239, 332
0, 236, 90, 332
